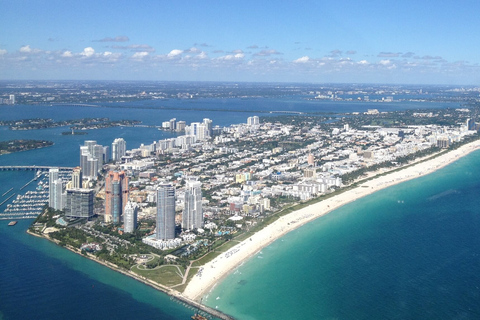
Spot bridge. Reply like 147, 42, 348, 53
50, 103, 100, 108
0, 166, 73, 171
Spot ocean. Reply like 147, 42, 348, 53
206, 149, 480, 319
1, 97, 478, 319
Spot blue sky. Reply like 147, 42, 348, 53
1, 0, 479, 84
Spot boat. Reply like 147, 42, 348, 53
8, 221, 17, 226
191, 299, 208, 320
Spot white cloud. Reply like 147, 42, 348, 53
19, 45, 42, 54
185, 47, 201, 54
20, 45, 32, 53
379, 59, 391, 65
80, 47, 95, 57
294, 56, 310, 63
216, 53, 245, 61
0, 49, 7, 55
358, 60, 369, 65
61, 51, 73, 58
132, 52, 149, 60
167, 49, 183, 58
196, 51, 208, 60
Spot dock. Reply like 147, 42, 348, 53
2, 187, 13, 197
0, 193, 16, 206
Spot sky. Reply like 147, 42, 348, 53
1, 0, 479, 85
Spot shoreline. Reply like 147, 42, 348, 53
26, 229, 235, 320
183, 140, 480, 301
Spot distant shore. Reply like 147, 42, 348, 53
183, 140, 480, 301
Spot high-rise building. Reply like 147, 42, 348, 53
182, 180, 203, 230
124, 201, 138, 233
50, 178, 64, 210
112, 138, 127, 162
247, 116, 260, 126
48, 168, 59, 194
169, 118, 177, 131
176, 121, 186, 132
48, 168, 60, 208
467, 118, 476, 131
71, 166, 83, 189
65, 188, 94, 218
105, 171, 129, 225
307, 154, 315, 166
80, 141, 104, 179
156, 184, 176, 240
9, 95, 15, 105
247, 116, 260, 131
203, 118, 213, 137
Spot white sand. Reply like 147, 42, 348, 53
183, 141, 480, 300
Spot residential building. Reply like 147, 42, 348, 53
156, 184, 175, 240
124, 201, 138, 233
112, 138, 126, 162
65, 188, 94, 218
182, 180, 203, 230
105, 171, 129, 224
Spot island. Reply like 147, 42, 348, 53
0, 118, 142, 130
0, 139, 54, 155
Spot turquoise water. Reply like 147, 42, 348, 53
207, 152, 480, 319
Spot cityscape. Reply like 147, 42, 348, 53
2, 81, 480, 318
2, 0, 480, 319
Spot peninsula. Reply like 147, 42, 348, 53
13, 89, 480, 318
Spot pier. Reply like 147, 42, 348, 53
2, 187, 13, 197
0, 193, 15, 206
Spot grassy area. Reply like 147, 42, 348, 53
216, 240, 241, 252
234, 232, 253, 242
192, 251, 219, 267
132, 265, 184, 287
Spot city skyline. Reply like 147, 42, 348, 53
1, 1, 479, 85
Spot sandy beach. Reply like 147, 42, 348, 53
183, 140, 480, 300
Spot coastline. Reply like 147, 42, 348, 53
26, 229, 235, 320
182, 140, 480, 301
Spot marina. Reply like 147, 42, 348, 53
0, 169, 73, 220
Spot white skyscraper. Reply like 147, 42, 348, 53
80, 141, 103, 179
156, 184, 176, 240
48, 168, 60, 208
124, 201, 138, 233
182, 180, 203, 230
112, 138, 127, 162
50, 178, 64, 210
203, 118, 213, 137
247, 116, 260, 127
